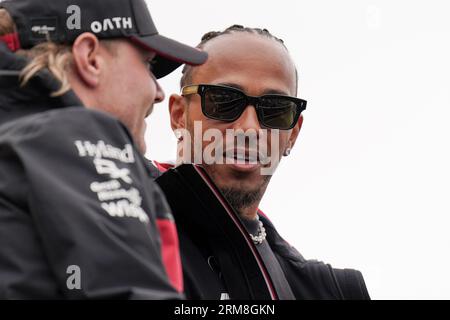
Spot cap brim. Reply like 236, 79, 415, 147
129, 34, 207, 79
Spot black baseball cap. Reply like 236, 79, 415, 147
0, 0, 207, 78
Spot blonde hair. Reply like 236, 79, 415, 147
0, 8, 73, 97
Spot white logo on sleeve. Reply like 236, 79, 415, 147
101, 200, 149, 223
74, 140, 135, 163
74, 140, 149, 224
94, 159, 132, 184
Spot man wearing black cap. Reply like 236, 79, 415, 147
0, 0, 207, 299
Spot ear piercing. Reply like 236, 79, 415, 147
175, 130, 183, 142
283, 147, 292, 157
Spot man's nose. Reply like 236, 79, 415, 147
152, 76, 165, 104
231, 105, 261, 131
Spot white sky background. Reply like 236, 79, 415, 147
144, 0, 450, 299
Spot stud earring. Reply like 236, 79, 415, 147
283, 147, 292, 157
175, 130, 183, 142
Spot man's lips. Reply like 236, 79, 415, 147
223, 148, 268, 165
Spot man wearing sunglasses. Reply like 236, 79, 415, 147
155, 25, 370, 300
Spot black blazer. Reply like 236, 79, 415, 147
156, 164, 370, 300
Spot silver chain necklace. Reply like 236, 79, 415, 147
249, 217, 267, 245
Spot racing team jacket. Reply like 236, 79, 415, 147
0, 43, 182, 299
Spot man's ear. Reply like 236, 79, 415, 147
71, 33, 102, 88
287, 114, 304, 149
169, 93, 188, 131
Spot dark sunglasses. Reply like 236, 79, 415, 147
181, 84, 307, 130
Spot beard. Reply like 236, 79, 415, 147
185, 117, 272, 216
204, 164, 271, 216
220, 184, 267, 214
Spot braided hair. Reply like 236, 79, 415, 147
180, 24, 298, 95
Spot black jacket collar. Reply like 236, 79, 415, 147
0, 43, 83, 127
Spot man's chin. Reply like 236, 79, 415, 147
203, 164, 270, 193
137, 138, 146, 154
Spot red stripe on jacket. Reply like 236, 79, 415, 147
153, 161, 183, 293
156, 218, 183, 293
